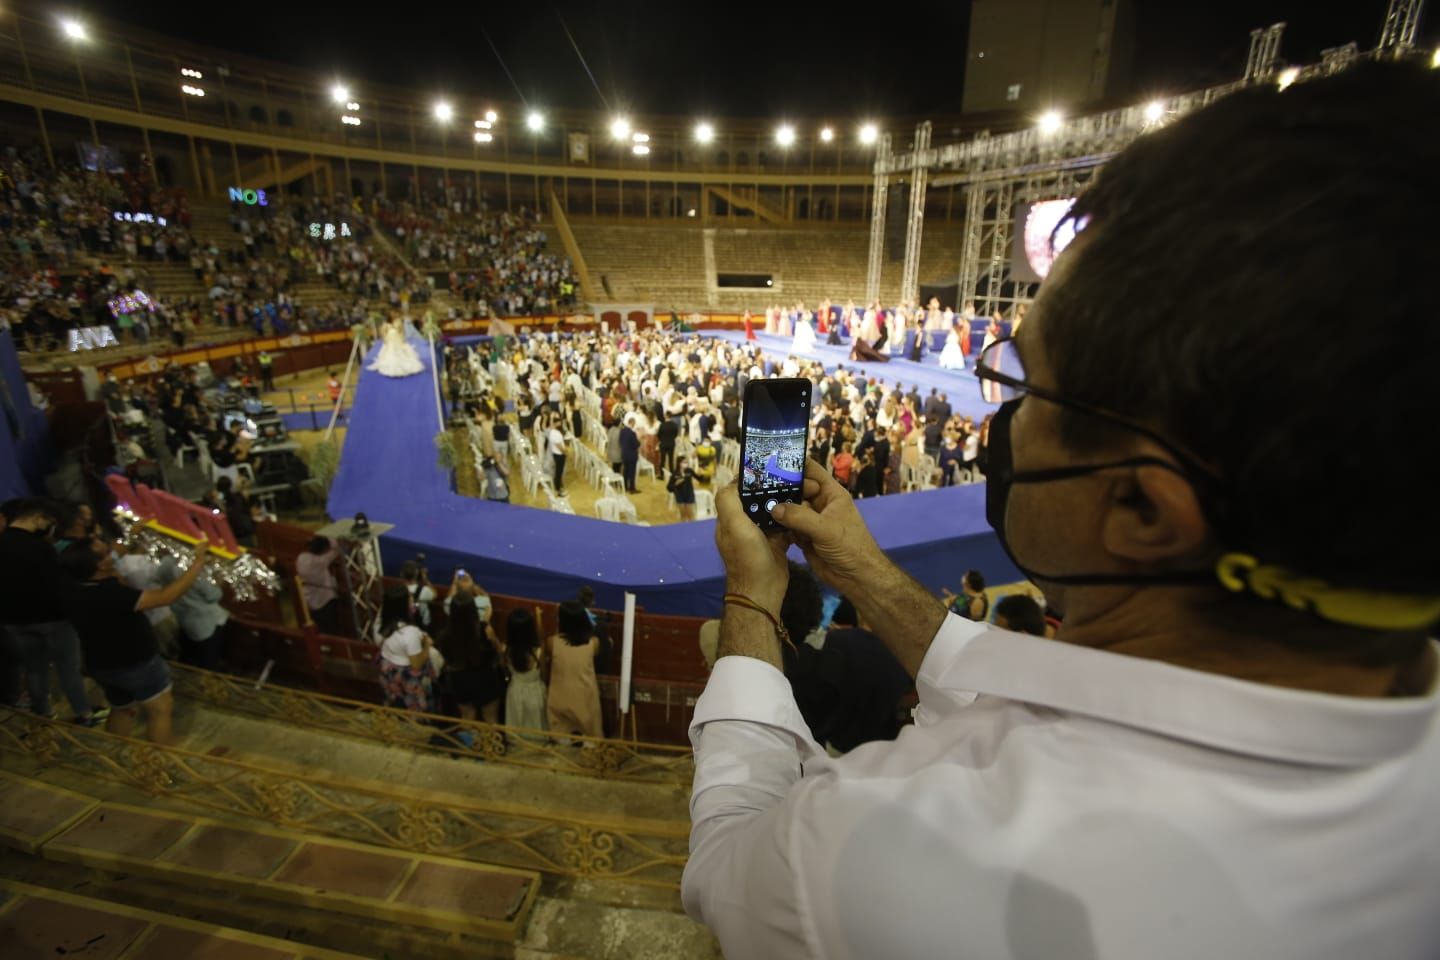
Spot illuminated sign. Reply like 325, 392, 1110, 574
68, 326, 119, 351
111, 211, 168, 225
228, 187, 269, 206
108, 290, 156, 316
308, 222, 352, 240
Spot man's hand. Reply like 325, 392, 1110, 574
714, 484, 790, 614
191, 537, 210, 566
770, 459, 884, 596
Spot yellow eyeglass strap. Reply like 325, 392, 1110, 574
1215, 553, 1440, 632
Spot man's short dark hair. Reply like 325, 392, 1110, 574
1044, 63, 1439, 594
58, 539, 102, 580
994, 594, 1047, 636
2, 497, 58, 524
308, 536, 330, 555
963, 570, 986, 593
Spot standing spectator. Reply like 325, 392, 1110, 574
504, 609, 546, 732
437, 593, 504, 723
376, 585, 441, 712
401, 559, 436, 629
942, 570, 989, 622
257, 350, 275, 392
0, 498, 105, 726
546, 413, 568, 495
161, 556, 231, 670
668, 458, 697, 520
658, 415, 679, 479
544, 600, 605, 740
619, 415, 641, 494
59, 534, 210, 744
296, 536, 342, 634
992, 594, 1047, 637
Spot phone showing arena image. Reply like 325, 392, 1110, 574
740, 378, 811, 529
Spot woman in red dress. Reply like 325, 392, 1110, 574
743, 309, 757, 341
958, 314, 972, 357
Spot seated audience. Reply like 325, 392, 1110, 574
992, 594, 1047, 637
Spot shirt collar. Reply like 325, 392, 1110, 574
922, 616, 1439, 768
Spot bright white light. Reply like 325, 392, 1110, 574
858, 123, 878, 145
1432, 47, 1440, 69
181, 85, 206, 98
474, 131, 493, 143
341, 115, 362, 126
60, 18, 87, 41
330, 84, 350, 105
610, 116, 631, 140
632, 132, 649, 143
433, 101, 454, 123
180, 67, 203, 80
1277, 67, 1300, 91
686, 208, 697, 217
1037, 110, 1064, 135
345, 101, 359, 111
632, 144, 650, 156
474, 119, 492, 129
775, 125, 796, 147
819, 127, 834, 143
1143, 100, 1165, 123
526, 111, 544, 132
694, 121, 715, 144
485, 109, 498, 123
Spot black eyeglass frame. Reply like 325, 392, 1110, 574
974, 335, 1229, 500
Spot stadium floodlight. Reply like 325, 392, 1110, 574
775, 125, 796, 147
858, 123, 879, 145
1430, 47, 1439, 69
433, 101, 454, 123
610, 116, 631, 140
474, 119, 492, 129
59, 17, 87, 41
345, 101, 360, 111
1037, 109, 1064, 135
526, 111, 544, 132
632, 144, 650, 156
632, 132, 650, 143
485, 109, 498, 122
341, 115, 362, 126
1143, 100, 1165, 123
1277, 67, 1299, 91
694, 121, 715, 144
819, 127, 834, 143
331, 84, 350, 105
474, 131, 493, 143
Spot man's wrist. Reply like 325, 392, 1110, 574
724, 581, 784, 616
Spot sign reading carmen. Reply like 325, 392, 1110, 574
69, 326, 119, 351
228, 187, 269, 206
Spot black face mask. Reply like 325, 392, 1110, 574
984, 397, 1213, 587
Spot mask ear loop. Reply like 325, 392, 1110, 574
1216, 553, 1440, 632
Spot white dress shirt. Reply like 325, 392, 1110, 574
683, 614, 1440, 960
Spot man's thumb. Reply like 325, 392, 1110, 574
771, 501, 824, 540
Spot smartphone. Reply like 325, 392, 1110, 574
740, 378, 811, 529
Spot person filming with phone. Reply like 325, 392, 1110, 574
683, 65, 1440, 960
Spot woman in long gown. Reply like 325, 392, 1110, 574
368, 318, 424, 378
858, 304, 881, 343
791, 309, 817, 353
544, 601, 605, 739
743, 309, 757, 341
939, 323, 966, 370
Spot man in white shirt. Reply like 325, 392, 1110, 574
546, 415, 568, 496
684, 65, 1439, 960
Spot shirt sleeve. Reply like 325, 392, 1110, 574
682, 656, 828, 957
912, 612, 989, 725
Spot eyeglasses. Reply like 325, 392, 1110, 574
974, 336, 1226, 488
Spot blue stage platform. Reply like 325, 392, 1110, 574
328, 330, 1016, 616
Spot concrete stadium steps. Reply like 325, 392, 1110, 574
0, 876, 367, 960
568, 222, 969, 310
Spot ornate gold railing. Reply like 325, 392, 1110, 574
0, 709, 688, 889
170, 664, 695, 786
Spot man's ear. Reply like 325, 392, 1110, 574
1099, 465, 1211, 564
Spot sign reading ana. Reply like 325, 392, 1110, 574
308, 222, 352, 240
69, 326, 119, 351
228, 187, 268, 206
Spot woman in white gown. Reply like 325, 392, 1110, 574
938, 324, 966, 370
791, 309, 817, 354
368, 318, 424, 378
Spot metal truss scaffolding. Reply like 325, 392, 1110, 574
1378, 0, 1425, 54
898, 121, 932, 306
864, 133, 892, 305
1245, 23, 1286, 82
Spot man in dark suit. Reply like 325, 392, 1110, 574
933, 392, 952, 425
620, 415, 641, 494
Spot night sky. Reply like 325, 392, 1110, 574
78, 0, 1419, 118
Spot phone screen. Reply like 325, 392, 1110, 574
740, 378, 811, 528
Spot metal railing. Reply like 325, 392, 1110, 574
171, 662, 694, 786
0, 707, 689, 888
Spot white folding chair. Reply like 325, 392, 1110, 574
694, 489, 717, 519
637, 457, 657, 481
